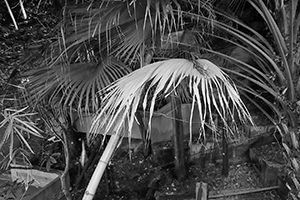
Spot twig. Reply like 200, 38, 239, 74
4, 0, 18, 30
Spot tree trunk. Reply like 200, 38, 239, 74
171, 94, 187, 180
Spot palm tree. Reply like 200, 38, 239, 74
23, 0, 300, 199
83, 57, 252, 199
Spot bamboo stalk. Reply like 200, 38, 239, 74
82, 133, 120, 200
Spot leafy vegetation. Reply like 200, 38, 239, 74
1, 0, 300, 199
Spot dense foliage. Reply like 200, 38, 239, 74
1, 0, 300, 199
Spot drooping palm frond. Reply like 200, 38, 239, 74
89, 58, 253, 144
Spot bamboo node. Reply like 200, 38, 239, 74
99, 159, 108, 165
84, 190, 94, 196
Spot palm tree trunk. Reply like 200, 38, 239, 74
171, 94, 187, 180
82, 134, 120, 200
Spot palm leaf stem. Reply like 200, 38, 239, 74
181, 11, 287, 86
251, 0, 295, 102
288, 0, 295, 75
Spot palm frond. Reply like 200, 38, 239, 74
89, 58, 252, 143
61, 0, 217, 67
25, 58, 131, 114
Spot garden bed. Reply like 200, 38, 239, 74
94, 149, 283, 200
87, 126, 287, 200
0, 165, 65, 200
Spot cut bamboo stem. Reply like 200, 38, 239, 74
82, 133, 120, 200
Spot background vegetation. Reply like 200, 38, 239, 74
1, 0, 300, 199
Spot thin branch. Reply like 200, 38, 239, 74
19, 0, 27, 20
4, 0, 18, 30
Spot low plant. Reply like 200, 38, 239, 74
0, 180, 30, 200
0, 107, 43, 170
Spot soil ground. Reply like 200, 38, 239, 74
91, 141, 282, 200
87, 103, 285, 200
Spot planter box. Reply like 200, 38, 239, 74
10, 164, 61, 187
188, 130, 282, 166
189, 141, 247, 166
23, 176, 64, 200
249, 148, 283, 187
0, 164, 66, 200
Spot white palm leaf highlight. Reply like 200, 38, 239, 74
89, 58, 252, 143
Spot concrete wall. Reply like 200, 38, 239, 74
74, 103, 201, 143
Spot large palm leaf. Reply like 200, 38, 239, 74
90, 58, 252, 142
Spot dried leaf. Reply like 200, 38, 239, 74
290, 131, 299, 149
282, 142, 291, 156
281, 123, 289, 135
292, 158, 299, 172
51, 152, 61, 157
290, 193, 297, 200
291, 174, 300, 190
46, 159, 51, 172
50, 156, 57, 164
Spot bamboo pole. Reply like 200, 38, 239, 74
82, 133, 120, 200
